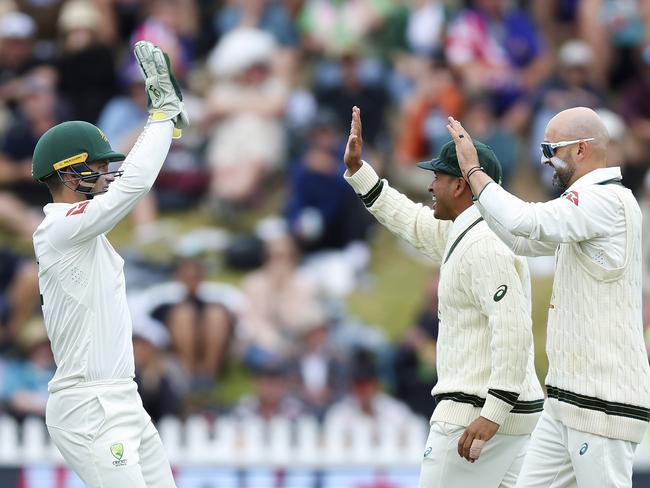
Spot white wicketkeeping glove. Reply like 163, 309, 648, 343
134, 40, 189, 138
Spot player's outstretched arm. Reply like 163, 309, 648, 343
342, 106, 452, 264
49, 42, 186, 246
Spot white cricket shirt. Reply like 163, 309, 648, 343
476, 167, 626, 266
33, 121, 173, 393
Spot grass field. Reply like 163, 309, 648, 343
100, 203, 556, 405
2, 182, 554, 407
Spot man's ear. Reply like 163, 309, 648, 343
577, 141, 588, 159
454, 176, 469, 198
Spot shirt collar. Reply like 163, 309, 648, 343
448, 204, 482, 243
564, 166, 622, 194
43, 203, 72, 215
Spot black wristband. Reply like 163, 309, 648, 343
466, 166, 484, 180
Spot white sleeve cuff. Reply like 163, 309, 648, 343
343, 161, 380, 195
480, 394, 514, 426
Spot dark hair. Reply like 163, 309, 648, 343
351, 348, 378, 382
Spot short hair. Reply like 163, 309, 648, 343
41, 172, 62, 195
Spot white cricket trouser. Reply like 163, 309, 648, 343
419, 421, 530, 488
515, 411, 636, 488
46, 379, 176, 488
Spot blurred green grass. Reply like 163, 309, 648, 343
5, 199, 552, 407
109, 213, 553, 405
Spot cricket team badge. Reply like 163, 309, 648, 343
110, 442, 127, 467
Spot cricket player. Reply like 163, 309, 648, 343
31, 41, 187, 487
447, 107, 650, 487
343, 106, 544, 487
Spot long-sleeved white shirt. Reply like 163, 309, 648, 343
476, 165, 650, 442
33, 120, 173, 393
476, 167, 626, 267
345, 162, 544, 434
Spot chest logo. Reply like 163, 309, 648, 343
579, 443, 588, 455
493, 285, 508, 302
66, 201, 89, 217
564, 191, 579, 206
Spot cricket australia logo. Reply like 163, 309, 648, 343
110, 443, 127, 467
96, 127, 108, 142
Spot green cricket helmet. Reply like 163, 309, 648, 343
32, 121, 125, 196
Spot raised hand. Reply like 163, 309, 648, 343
134, 40, 189, 137
446, 116, 479, 178
343, 106, 363, 175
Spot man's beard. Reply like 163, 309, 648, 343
550, 156, 574, 191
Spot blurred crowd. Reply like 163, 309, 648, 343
1, 0, 650, 436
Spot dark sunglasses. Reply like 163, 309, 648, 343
540, 138, 594, 159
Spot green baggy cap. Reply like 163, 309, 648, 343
417, 140, 503, 184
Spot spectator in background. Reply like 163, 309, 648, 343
595, 108, 645, 194
55, 0, 119, 123
531, 0, 581, 47
393, 53, 463, 170
392, 272, 439, 419
315, 49, 389, 152
239, 232, 321, 366
291, 304, 348, 420
461, 96, 518, 188
325, 349, 416, 429
578, 0, 650, 87
528, 39, 605, 173
297, 0, 392, 58
0, 256, 39, 347
231, 360, 304, 421
404, 0, 447, 58
131, 0, 198, 79
205, 28, 288, 208
97, 65, 148, 153
445, 0, 551, 127
0, 11, 37, 109
215, 0, 298, 48
285, 109, 372, 255
133, 323, 186, 422
214, 0, 299, 77
0, 68, 59, 209
0, 318, 54, 420
129, 256, 242, 387
14, 0, 64, 42
619, 46, 650, 163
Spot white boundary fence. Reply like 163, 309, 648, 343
0, 415, 428, 468
3, 414, 650, 473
